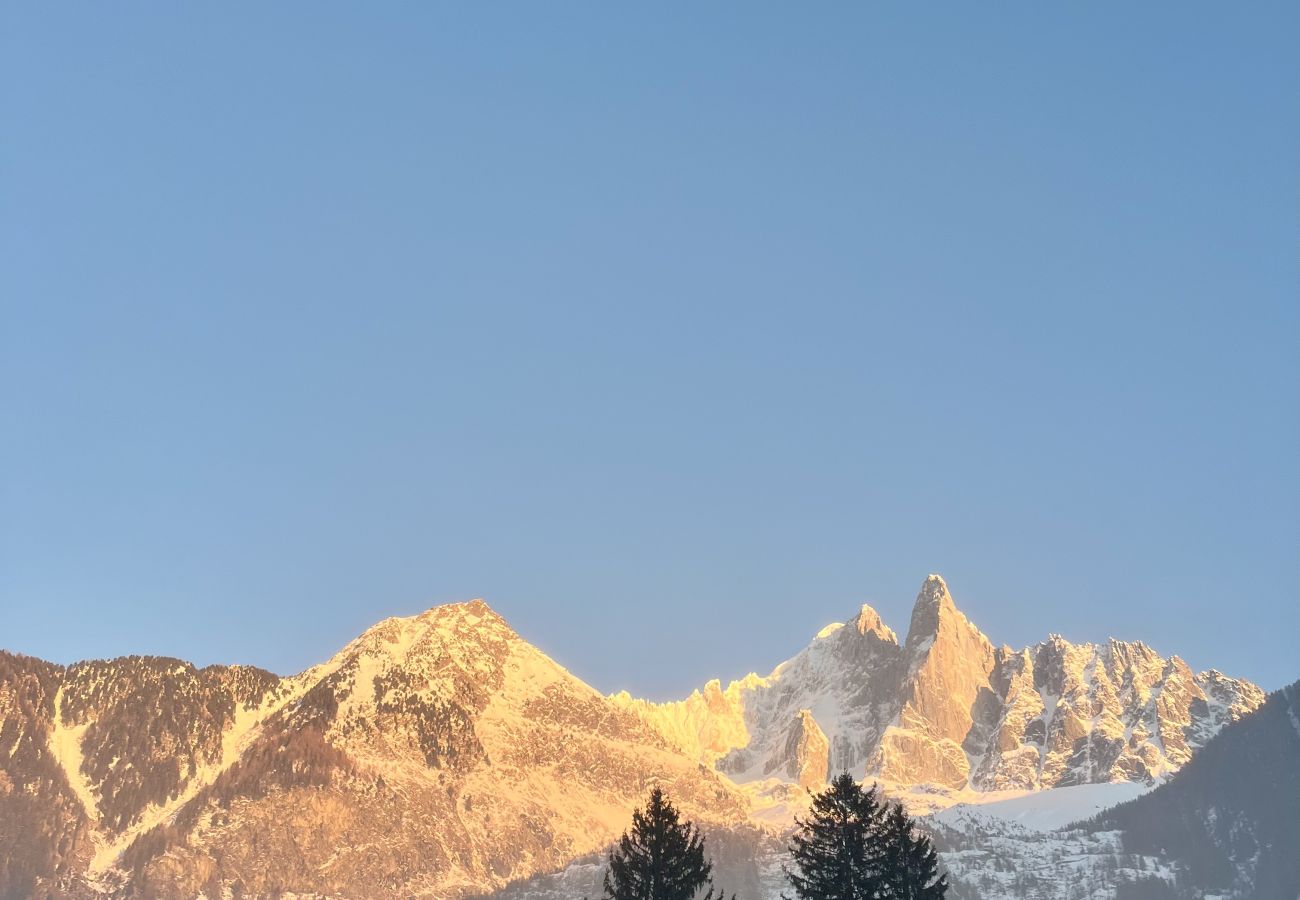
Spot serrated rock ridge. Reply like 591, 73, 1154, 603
0, 581, 1266, 899
620, 575, 1264, 794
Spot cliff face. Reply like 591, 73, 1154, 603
777, 710, 830, 790
0, 602, 750, 899
1090, 681, 1300, 899
929, 683, 1300, 900
621, 575, 1264, 793
0, 578, 1265, 899
872, 575, 998, 787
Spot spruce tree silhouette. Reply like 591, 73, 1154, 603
784, 772, 886, 900
600, 786, 731, 900
878, 803, 948, 899
784, 773, 948, 899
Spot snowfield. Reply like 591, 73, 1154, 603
930, 781, 1153, 832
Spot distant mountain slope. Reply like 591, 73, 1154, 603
0, 650, 287, 899
926, 683, 1299, 900
615, 575, 1264, 793
0, 602, 750, 899
0, 577, 1270, 899
931, 781, 1152, 832
1086, 680, 1300, 899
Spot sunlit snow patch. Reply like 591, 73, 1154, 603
930, 780, 1153, 832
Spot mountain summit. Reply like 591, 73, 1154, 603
885, 573, 999, 786
0, 600, 747, 899
0, 576, 1264, 898
617, 575, 1263, 792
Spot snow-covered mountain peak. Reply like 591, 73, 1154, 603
812, 604, 896, 644
917, 573, 954, 609
814, 622, 845, 639
903, 573, 985, 651
619, 574, 1264, 799
852, 604, 897, 642
898, 576, 993, 691
415, 597, 509, 633
0, 579, 1273, 900
330, 598, 516, 667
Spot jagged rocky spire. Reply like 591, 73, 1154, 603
0, 582, 1267, 899
852, 603, 897, 641
617, 574, 1265, 793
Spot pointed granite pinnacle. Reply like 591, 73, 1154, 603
852, 604, 898, 642
901, 572, 995, 661
918, 573, 955, 610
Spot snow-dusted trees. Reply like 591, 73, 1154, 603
784, 772, 948, 900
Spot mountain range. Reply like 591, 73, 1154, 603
925, 679, 1299, 900
612, 576, 1260, 796
0, 575, 1271, 899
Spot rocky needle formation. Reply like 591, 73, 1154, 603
617, 575, 1263, 793
0, 576, 1263, 898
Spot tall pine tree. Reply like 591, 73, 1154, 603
784, 773, 948, 900
602, 786, 725, 900
878, 803, 948, 899
784, 772, 887, 900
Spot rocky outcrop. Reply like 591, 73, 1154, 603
775, 710, 830, 789
0, 602, 751, 899
872, 575, 998, 787
609, 602, 905, 786
622, 575, 1264, 794
702, 603, 904, 783
0, 578, 1266, 899
967, 635, 1264, 791
897, 576, 998, 743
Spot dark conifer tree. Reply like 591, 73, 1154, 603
878, 803, 948, 899
601, 786, 727, 900
783, 772, 887, 900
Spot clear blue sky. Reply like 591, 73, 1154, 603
3, 4, 1297, 696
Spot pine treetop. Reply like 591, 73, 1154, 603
602, 787, 715, 900
783, 773, 948, 900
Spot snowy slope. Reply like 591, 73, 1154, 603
617, 575, 1264, 795
0, 576, 1270, 899
930, 781, 1152, 832
1, 601, 754, 898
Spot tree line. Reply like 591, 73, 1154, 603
598, 773, 947, 900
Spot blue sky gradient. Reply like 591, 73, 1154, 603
3, 4, 1297, 695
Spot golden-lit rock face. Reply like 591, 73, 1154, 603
0, 602, 753, 899
621, 574, 1264, 794
775, 709, 829, 790
885, 575, 998, 784
875, 727, 972, 789
0, 578, 1266, 899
